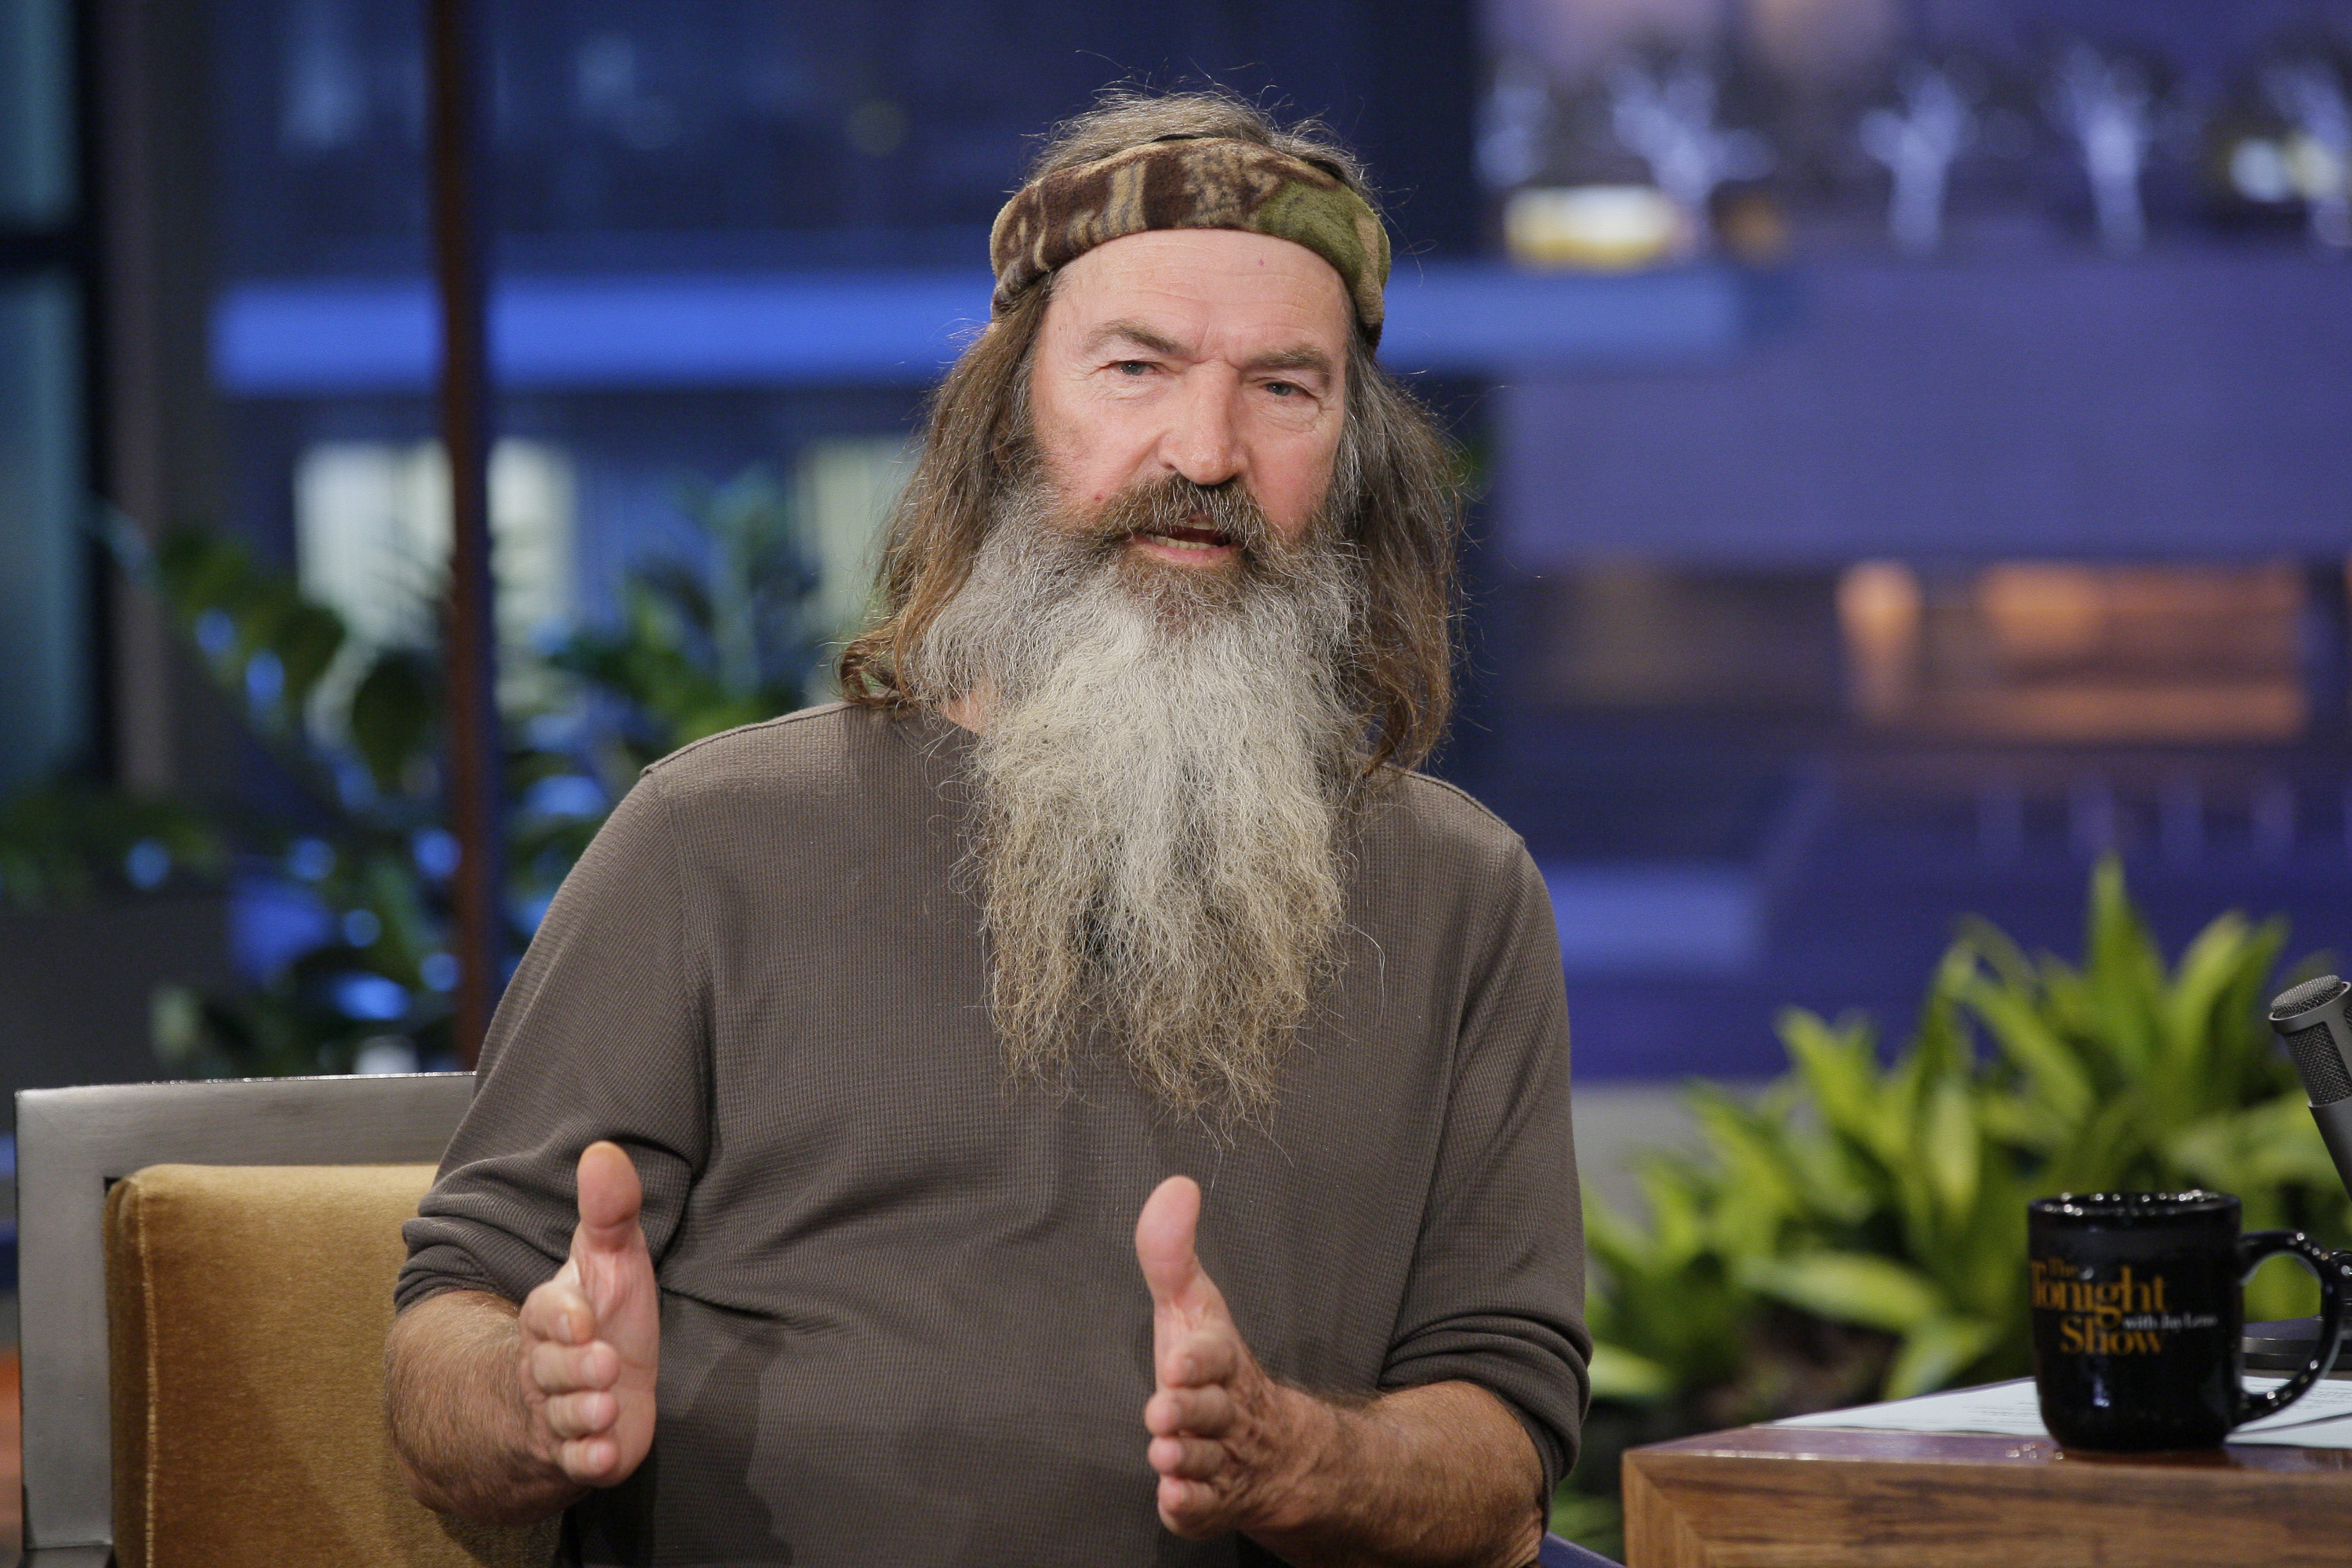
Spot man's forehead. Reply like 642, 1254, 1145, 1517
1075, 317, 1338, 375
1049, 230, 1352, 357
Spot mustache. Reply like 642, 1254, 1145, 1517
1065, 474, 1287, 560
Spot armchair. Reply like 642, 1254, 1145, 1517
15, 1073, 553, 1567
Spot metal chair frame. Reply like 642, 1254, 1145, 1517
13, 1073, 475, 1566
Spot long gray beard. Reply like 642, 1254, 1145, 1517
910, 484, 1364, 1124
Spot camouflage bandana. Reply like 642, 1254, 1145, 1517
989, 136, 1392, 345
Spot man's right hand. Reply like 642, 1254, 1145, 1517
517, 1140, 661, 1486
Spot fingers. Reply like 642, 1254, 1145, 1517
1136, 1175, 1278, 1538
1156, 1475, 1222, 1537
519, 1275, 597, 1348
520, 1284, 622, 1439
1145, 1382, 1235, 1438
517, 1222, 656, 1493
557, 1435, 624, 1486
1148, 1432, 1229, 1481
1134, 1175, 1205, 1313
1159, 1323, 1240, 1389
541, 1388, 619, 1440
521, 1279, 628, 1468
575, 1140, 644, 1254
527, 1336, 619, 1396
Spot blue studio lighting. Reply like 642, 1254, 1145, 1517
229, 875, 337, 984
523, 774, 608, 819
193, 608, 236, 659
412, 827, 461, 880
123, 839, 172, 891
331, 971, 410, 1022
244, 648, 285, 710
212, 264, 1764, 395
286, 837, 336, 881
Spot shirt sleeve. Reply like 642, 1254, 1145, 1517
1377, 835, 1589, 1498
397, 766, 711, 1312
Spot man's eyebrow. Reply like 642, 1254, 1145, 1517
1080, 321, 1336, 380
1243, 344, 1337, 378
1082, 320, 1191, 359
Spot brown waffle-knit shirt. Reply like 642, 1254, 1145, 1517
398, 702, 1586, 1567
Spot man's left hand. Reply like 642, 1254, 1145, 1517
1134, 1174, 1337, 1537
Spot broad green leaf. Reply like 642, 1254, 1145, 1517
1976, 1088, 2069, 1152
2083, 856, 2164, 1072
347, 650, 439, 791
1954, 914, 2036, 993
1947, 1157, 2031, 1323
2039, 1089, 2149, 1195
1739, 1251, 1948, 1335
363, 848, 436, 958
1580, 1197, 1651, 1278
1685, 1087, 1806, 1220
1778, 1120, 1878, 1225
2167, 1097, 2343, 1192
1909, 944, 1980, 1083
2163, 913, 2256, 1057
1886, 1315, 2001, 1399
1962, 978, 2093, 1123
2036, 957, 2094, 1051
1587, 1341, 1676, 1403
1778, 1009, 1882, 1144
1633, 1157, 1710, 1268
273, 601, 348, 714
154, 526, 249, 618
1877, 1047, 1948, 1252
1921, 1076, 1981, 1227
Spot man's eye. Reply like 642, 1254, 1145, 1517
1265, 381, 1298, 397
1115, 360, 1154, 376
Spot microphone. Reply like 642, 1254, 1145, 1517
2270, 975, 2352, 1200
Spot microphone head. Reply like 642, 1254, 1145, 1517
2271, 975, 2352, 1108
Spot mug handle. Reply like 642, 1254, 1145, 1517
2234, 1230, 2350, 1426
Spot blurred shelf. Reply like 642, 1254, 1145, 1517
208, 261, 1773, 396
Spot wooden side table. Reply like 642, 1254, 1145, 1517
1622, 1421, 2352, 1566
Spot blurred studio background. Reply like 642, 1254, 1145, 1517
6, 0, 2352, 1554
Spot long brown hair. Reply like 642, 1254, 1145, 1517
838, 89, 1463, 775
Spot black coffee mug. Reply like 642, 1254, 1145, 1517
2028, 1191, 2348, 1450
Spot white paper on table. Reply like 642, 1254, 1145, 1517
1771, 1375, 2352, 1449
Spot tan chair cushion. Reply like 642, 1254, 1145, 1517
105, 1163, 557, 1568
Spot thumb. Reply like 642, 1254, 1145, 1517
575, 1139, 644, 1255
1135, 1175, 1210, 1316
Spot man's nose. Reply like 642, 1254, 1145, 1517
1155, 370, 1246, 488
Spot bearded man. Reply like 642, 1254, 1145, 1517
386, 90, 1588, 1568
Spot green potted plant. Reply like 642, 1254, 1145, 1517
1555, 859, 2343, 1558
